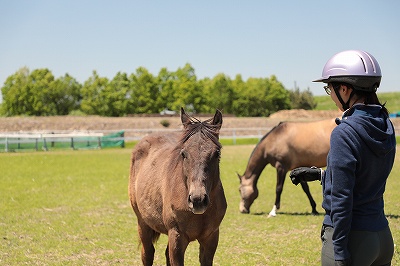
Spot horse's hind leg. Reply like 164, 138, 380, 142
137, 219, 158, 266
198, 229, 219, 266
300, 181, 318, 215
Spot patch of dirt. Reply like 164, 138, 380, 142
269, 109, 342, 120
1, 109, 398, 137
0, 110, 339, 132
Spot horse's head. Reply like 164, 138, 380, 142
238, 173, 259, 214
180, 108, 223, 214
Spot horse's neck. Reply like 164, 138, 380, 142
244, 144, 269, 182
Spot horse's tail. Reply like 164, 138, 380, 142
136, 230, 161, 250
152, 231, 161, 244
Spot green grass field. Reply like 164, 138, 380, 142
1, 145, 399, 265
314, 91, 400, 113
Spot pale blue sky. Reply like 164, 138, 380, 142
1, 0, 399, 102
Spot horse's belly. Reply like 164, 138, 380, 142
135, 181, 169, 234
140, 207, 168, 234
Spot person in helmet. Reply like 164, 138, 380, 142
290, 50, 396, 266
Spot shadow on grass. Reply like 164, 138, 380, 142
250, 212, 399, 219
252, 211, 323, 217
386, 214, 400, 219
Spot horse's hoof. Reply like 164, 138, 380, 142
267, 205, 277, 217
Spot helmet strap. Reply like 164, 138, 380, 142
333, 85, 355, 110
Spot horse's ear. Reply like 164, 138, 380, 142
180, 107, 191, 127
211, 109, 223, 131
237, 172, 242, 183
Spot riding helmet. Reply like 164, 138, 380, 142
313, 50, 382, 92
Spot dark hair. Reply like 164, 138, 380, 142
332, 82, 389, 116
355, 90, 389, 116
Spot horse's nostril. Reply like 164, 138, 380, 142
203, 194, 209, 206
189, 194, 209, 207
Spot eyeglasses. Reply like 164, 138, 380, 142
323, 85, 331, 95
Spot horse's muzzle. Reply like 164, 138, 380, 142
239, 201, 250, 214
188, 193, 209, 214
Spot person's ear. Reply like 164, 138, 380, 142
340, 84, 351, 94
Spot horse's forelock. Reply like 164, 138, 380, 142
180, 118, 221, 149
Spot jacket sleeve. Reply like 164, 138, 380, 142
329, 126, 357, 261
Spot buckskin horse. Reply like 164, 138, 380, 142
129, 108, 227, 266
238, 118, 337, 216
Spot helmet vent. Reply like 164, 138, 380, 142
358, 55, 367, 73
364, 52, 377, 74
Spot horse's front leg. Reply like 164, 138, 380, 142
300, 181, 319, 215
136, 218, 156, 266
167, 228, 189, 266
269, 164, 287, 217
198, 228, 219, 266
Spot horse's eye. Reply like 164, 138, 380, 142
181, 150, 187, 159
215, 149, 221, 159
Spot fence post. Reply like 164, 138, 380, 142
121, 132, 125, 148
5, 137, 8, 152
43, 137, 48, 151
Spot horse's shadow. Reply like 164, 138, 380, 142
252, 211, 323, 217
252, 212, 400, 219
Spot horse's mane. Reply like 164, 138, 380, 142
249, 121, 285, 158
258, 121, 285, 143
180, 116, 222, 149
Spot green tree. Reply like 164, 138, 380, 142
290, 87, 317, 110
28, 68, 58, 115
1, 68, 82, 116
80, 71, 109, 115
52, 74, 82, 115
129, 67, 158, 114
243, 77, 269, 116
231, 74, 248, 116
102, 72, 130, 116
1, 67, 31, 116
197, 77, 212, 113
231, 75, 291, 117
170, 63, 201, 113
156, 68, 177, 112
264, 75, 291, 116
204, 74, 235, 114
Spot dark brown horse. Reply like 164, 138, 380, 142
238, 119, 336, 216
129, 108, 227, 266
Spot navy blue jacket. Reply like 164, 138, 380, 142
322, 104, 396, 261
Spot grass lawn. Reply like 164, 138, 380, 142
314, 91, 400, 113
1, 145, 399, 265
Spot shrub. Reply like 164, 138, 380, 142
160, 119, 170, 127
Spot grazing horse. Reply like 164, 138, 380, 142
238, 119, 337, 216
129, 108, 227, 266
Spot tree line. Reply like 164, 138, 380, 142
0, 63, 316, 117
